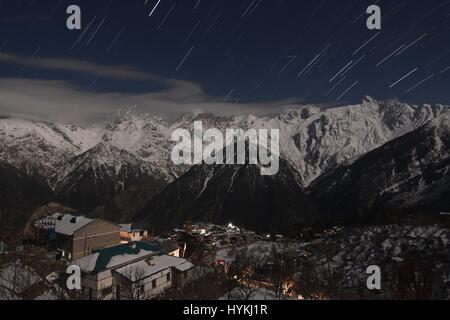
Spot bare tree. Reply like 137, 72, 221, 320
119, 264, 149, 300
0, 260, 37, 300
388, 254, 436, 300
225, 247, 259, 300
159, 267, 229, 300
294, 261, 329, 300
268, 246, 295, 300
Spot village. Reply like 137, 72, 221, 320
1, 203, 450, 300
0, 203, 304, 300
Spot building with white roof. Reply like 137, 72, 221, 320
34, 213, 120, 260
119, 223, 149, 243
73, 241, 195, 300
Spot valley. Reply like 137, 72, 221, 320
0, 97, 449, 236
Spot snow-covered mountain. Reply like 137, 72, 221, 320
135, 156, 318, 235
100, 110, 176, 181
294, 224, 450, 299
0, 112, 176, 223
169, 96, 449, 185
0, 97, 449, 225
0, 111, 176, 186
0, 116, 99, 178
54, 143, 167, 222
308, 111, 450, 225
250, 96, 448, 185
1, 97, 448, 187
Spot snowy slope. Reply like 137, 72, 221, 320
0, 96, 449, 226
54, 143, 166, 222
169, 96, 449, 185
100, 110, 175, 181
308, 111, 450, 224
136, 155, 318, 235
1, 97, 447, 188
0, 117, 100, 178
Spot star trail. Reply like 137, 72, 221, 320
0, 0, 449, 120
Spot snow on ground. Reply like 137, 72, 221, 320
0, 261, 41, 293
34, 290, 59, 300
215, 241, 288, 264
45, 271, 60, 283
0, 287, 21, 300
220, 287, 291, 300
0, 260, 42, 300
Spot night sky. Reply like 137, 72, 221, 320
0, 0, 449, 123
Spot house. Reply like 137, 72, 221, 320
73, 241, 195, 300
158, 240, 182, 257
115, 254, 195, 299
119, 224, 149, 243
34, 213, 120, 260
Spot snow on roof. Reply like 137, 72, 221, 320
115, 254, 193, 281
105, 248, 155, 269
120, 224, 132, 232
50, 213, 94, 236
75, 252, 100, 273
158, 240, 180, 253
73, 242, 160, 273
174, 261, 194, 272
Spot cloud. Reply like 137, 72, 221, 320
0, 77, 302, 125
1, 51, 167, 81
0, 53, 303, 124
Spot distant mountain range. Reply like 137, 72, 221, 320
53, 143, 166, 222
308, 111, 450, 225
1, 97, 449, 234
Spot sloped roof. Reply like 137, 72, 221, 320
51, 213, 94, 236
158, 240, 180, 253
174, 261, 195, 272
119, 223, 145, 232
115, 254, 194, 281
75, 242, 160, 273
119, 224, 132, 233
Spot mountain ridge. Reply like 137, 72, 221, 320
307, 110, 450, 225
135, 155, 318, 235
1, 97, 449, 225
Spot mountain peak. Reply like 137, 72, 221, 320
361, 95, 379, 105
105, 108, 166, 131
429, 110, 450, 131
76, 142, 143, 166
89, 141, 122, 154
137, 154, 317, 235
